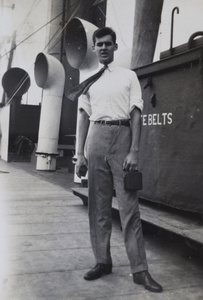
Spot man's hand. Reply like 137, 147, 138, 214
76, 155, 88, 178
123, 151, 139, 172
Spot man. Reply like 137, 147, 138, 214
75, 27, 162, 293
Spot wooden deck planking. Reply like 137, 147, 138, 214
1, 160, 203, 300
72, 187, 203, 246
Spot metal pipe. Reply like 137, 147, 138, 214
65, 17, 99, 74
170, 7, 179, 52
34, 52, 65, 171
188, 31, 203, 49
65, 18, 99, 182
60, 0, 66, 63
1, 67, 30, 161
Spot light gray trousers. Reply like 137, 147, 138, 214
86, 123, 148, 273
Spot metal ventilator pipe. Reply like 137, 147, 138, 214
1, 68, 30, 161
34, 52, 65, 171
65, 18, 99, 182
65, 17, 99, 73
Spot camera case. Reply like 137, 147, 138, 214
79, 165, 88, 177
124, 170, 143, 190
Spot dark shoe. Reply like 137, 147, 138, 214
84, 263, 112, 280
133, 271, 162, 293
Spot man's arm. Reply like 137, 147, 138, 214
75, 109, 90, 178
123, 107, 141, 172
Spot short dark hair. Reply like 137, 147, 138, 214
93, 27, 117, 45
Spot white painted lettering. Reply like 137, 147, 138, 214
162, 113, 167, 125
167, 112, 173, 124
153, 114, 157, 125
148, 114, 152, 125
142, 115, 147, 126
141, 113, 173, 126
157, 113, 162, 125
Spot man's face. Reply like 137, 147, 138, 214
92, 35, 118, 65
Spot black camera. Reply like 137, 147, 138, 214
124, 170, 143, 190
79, 165, 88, 177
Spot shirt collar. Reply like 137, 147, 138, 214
99, 61, 116, 72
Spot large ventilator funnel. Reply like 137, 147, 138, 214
2, 67, 31, 101
65, 18, 99, 182
34, 52, 65, 171
65, 17, 99, 75
0, 68, 30, 161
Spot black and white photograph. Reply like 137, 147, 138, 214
0, 0, 203, 299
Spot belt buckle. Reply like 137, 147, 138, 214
105, 120, 111, 126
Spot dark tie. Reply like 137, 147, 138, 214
68, 65, 108, 101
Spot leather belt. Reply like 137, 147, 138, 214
94, 120, 130, 127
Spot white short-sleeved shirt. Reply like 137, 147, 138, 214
79, 62, 143, 121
